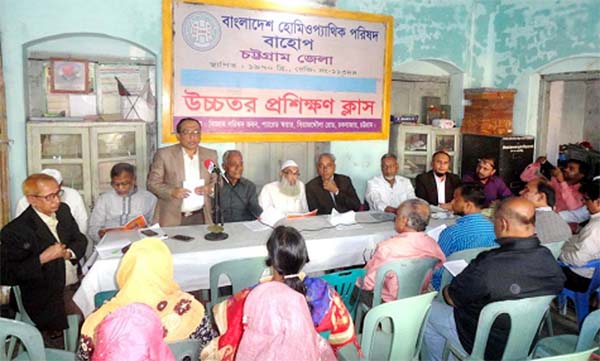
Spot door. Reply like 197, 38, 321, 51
0, 48, 10, 226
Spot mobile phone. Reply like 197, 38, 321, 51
172, 234, 194, 241
140, 229, 159, 237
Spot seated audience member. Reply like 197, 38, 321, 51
415, 151, 462, 209
15, 168, 88, 234
258, 159, 309, 215
560, 178, 600, 292
423, 198, 565, 361
201, 226, 358, 360
521, 157, 590, 223
365, 153, 416, 213
431, 184, 497, 290
1, 174, 87, 340
236, 282, 336, 361
92, 303, 175, 361
462, 156, 512, 207
218, 150, 262, 222
78, 238, 215, 360
356, 198, 445, 305
88, 163, 157, 244
306, 153, 361, 215
147, 117, 218, 227
519, 178, 572, 244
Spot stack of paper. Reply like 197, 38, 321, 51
443, 260, 469, 277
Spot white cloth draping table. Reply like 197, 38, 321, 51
73, 211, 454, 316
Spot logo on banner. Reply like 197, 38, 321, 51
182, 11, 221, 51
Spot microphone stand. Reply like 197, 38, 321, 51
205, 170, 229, 241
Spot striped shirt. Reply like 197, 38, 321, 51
431, 212, 497, 290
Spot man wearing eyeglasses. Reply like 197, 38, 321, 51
88, 163, 157, 244
462, 155, 512, 207
1, 173, 87, 339
259, 159, 309, 215
147, 118, 218, 226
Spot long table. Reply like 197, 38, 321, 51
73, 211, 453, 316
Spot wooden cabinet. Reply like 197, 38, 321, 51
27, 120, 150, 209
389, 124, 461, 179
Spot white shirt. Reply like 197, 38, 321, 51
15, 186, 88, 233
560, 212, 600, 279
258, 180, 309, 215
365, 175, 416, 212
434, 174, 446, 204
181, 149, 202, 213
33, 209, 78, 286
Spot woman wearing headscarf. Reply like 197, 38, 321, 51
92, 303, 174, 361
201, 226, 359, 361
77, 238, 216, 360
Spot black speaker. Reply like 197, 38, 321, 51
461, 134, 535, 195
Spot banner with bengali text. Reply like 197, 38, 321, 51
163, 0, 393, 142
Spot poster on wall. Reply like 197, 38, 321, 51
163, 0, 393, 143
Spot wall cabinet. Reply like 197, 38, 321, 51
389, 124, 461, 179
27, 120, 150, 209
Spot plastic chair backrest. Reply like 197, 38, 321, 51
535, 347, 598, 361
209, 256, 267, 305
373, 257, 438, 307
543, 240, 566, 259
360, 292, 437, 361
11, 286, 34, 325
575, 308, 600, 351
167, 339, 202, 361
94, 290, 118, 308
0, 317, 47, 361
439, 246, 494, 290
470, 295, 555, 360
320, 268, 365, 311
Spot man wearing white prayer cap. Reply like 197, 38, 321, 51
258, 160, 309, 215
15, 169, 90, 254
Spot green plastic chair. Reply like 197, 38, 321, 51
94, 290, 118, 308
533, 308, 600, 358
167, 339, 202, 361
534, 347, 598, 361
438, 246, 495, 291
9, 286, 80, 353
542, 240, 566, 260
337, 291, 437, 361
442, 295, 555, 361
208, 256, 268, 313
355, 257, 438, 333
320, 267, 365, 316
0, 317, 75, 361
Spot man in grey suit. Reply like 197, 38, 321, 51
147, 118, 218, 226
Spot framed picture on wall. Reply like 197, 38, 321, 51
50, 58, 90, 94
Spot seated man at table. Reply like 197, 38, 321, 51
354, 198, 445, 305
259, 159, 309, 215
306, 153, 361, 215
519, 178, 572, 244
218, 150, 263, 222
423, 197, 565, 361
365, 153, 416, 213
1, 173, 87, 341
430, 184, 497, 290
415, 151, 462, 210
88, 163, 157, 244
462, 155, 512, 207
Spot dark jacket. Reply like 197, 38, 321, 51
305, 174, 361, 215
1, 203, 87, 331
415, 171, 462, 205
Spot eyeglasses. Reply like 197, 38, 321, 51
283, 170, 300, 177
179, 130, 201, 136
111, 181, 132, 187
32, 189, 64, 201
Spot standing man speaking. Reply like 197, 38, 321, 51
147, 118, 218, 226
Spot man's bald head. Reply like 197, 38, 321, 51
493, 197, 536, 239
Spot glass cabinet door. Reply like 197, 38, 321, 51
40, 133, 83, 160
400, 129, 430, 178
97, 131, 136, 158
434, 134, 456, 153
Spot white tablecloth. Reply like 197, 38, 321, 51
73, 211, 453, 316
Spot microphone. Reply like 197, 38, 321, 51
204, 159, 221, 175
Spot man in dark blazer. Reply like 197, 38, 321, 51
1, 173, 87, 332
415, 151, 462, 209
306, 153, 361, 215
147, 118, 218, 226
